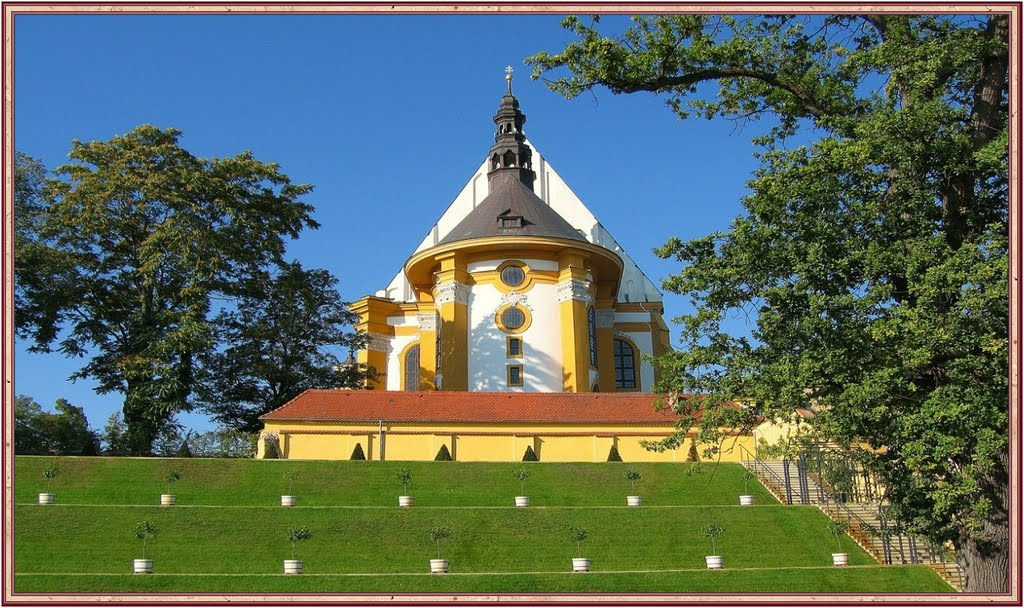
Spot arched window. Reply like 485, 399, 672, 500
588, 307, 598, 367
613, 338, 637, 390
403, 345, 420, 391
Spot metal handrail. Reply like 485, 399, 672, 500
738, 444, 790, 492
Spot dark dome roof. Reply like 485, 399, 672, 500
439, 172, 586, 245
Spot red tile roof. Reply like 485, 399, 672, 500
260, 390, 686, 425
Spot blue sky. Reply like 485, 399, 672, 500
13, 13, 766, 433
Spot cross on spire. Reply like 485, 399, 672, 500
505, 65, 514, 94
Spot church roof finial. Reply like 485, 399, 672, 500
505, 65, 514, 95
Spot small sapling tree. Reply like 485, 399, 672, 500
702, 522, 724, 556
568, 525, 588, 558
396, 467, 412, 495
134, 521, 158, 560
826, 519, 849, 553
42, 464, 59, 493
287, 527, 312, 560
624, 469, 641, 494
512, 468, 532, 495
429, 524, 453, 560
283, 471, 297, 496
742, 471, 755, 495
164, 469, 181, 495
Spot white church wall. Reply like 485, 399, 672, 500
467, 280, 563, 392
386, 334, 419, 391
466, 258, 559, 274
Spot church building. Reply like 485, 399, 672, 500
257, 72, 763, 462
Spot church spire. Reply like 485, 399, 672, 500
487, 66, 536, 191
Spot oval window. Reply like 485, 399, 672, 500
501, 306, 526, 330
500, 265, 525, 287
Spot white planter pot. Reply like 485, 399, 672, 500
739, 495, 754, 506
283, 559, 303, 574
281, 495, 297, 507
571, 557, 591, 572
832, 552, 849, 567
627, 495, 642, 507
398, 495, 413, 507
429, 558, 449, 574
38, 493, 55, 505
515, 496, 530, 507
133, 559, 153, 574
705, 555, 723, 569
160, 494, 176, 507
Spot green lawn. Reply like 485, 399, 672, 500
12, 456, 955, 594
14, 456, 776, 507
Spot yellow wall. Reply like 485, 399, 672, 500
260, 420, 754, 463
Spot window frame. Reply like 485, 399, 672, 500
507, 364, 524, 387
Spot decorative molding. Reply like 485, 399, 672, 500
366, 334, 391, 353
499, 290, 533, 311
435, 281, 470, 305
416, 313, 438, 331
596, 310, 616, 329
556, 279, 594, 305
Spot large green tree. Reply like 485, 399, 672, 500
200, 261, 373, 432
15, 395, 99, 456
15, 125, 317, 455
529, 14, 1009, 592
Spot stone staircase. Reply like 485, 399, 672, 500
745, 459, 965, 592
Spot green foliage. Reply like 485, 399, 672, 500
512, 468, 532, 495
396, 467, 413, 495
133, 521, 158, 560
42, 464, 59, 492
200, 262, 374, 433
826, 519, 849, 553
164, 469, 181, 494
350, 443, 366, 461
287, 527, 312, 560
529, 13, 1009, 592
263, 434, 281, 459
15, 125, 318, 455
283, 472, 297, 496
567, 525, 588, 558
606, 445, 622, 462
174, 439, 193, 458
429, 524, 453, 559
702, 522, 724, 555
15, 395, 99, 456
624, 469, 642, 494
434, 444, 452, 461
99, 413, 131, 456
522, 445, 539, 462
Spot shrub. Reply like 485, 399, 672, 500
287, 527, 312, 560
42, 464, 59, 493
624, 469, 641, 494
263, 433, 281, 459
350, 443, 366, 460
429, 524, 453, 559
163, 469, 181, 495
175, 439, 193, 458
522, 445, 539, 461
607, 445, 622, 462
396, 467, 413, 495
702, 522, 724, 555
512, 468, 531, 495
434, 444, 452, 461
826, 519, 849, 553
283, 471, 297, 495
568, 525, 588, 558
134, 521, 158, 560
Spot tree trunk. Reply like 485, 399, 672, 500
957, 455, 1009, 593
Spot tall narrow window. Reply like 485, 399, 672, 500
404, 345, 420, 391
588, 307, 598, 366
613, 338, 637, 389
507, 337, 523, 358
507, 364, 524, 387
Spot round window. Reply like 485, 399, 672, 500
501, 306, 526, 330
500, 265, 525, 287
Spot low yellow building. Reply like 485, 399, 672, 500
259, 390, 754, 463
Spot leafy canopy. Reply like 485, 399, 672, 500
529, 13, 1008, 592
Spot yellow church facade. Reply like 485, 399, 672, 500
258, 72, 772, 463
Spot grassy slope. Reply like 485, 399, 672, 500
12, 457, 953, 594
